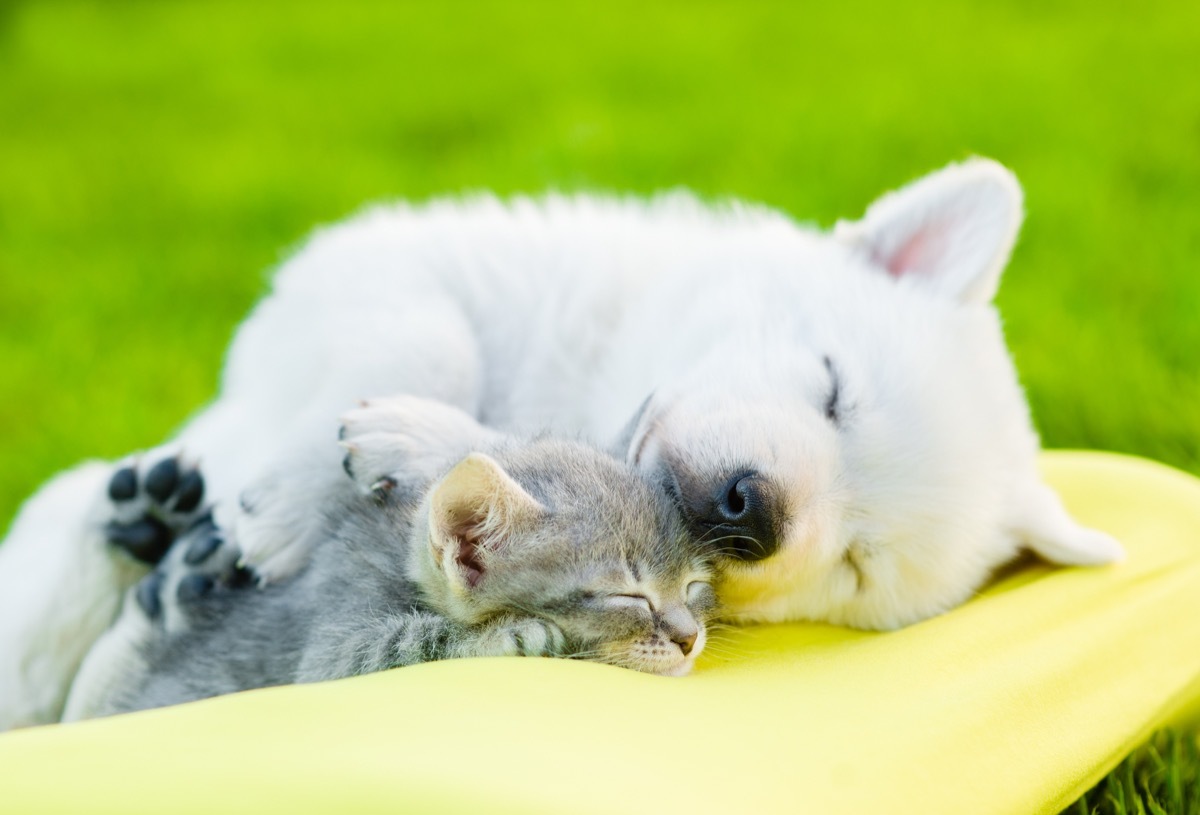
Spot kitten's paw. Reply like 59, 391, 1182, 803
472, 618, 567, 658
104, 453, 208, 565
338, 396, 494, 494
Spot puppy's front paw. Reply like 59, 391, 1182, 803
338, 396, 491, 494
104, 453, 208, 565
470, 617, 567, 658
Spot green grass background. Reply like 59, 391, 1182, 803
1, 1, 1198, 812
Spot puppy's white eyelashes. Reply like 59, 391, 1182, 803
822, 355, 842, 426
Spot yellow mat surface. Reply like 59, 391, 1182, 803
2, 451, 1199, 815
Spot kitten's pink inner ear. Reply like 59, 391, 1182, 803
456, 538, 484, 587
447, 512, 488, 588
428, 452, 546, 590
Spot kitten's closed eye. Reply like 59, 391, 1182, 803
686, 581, 718, 616
606, 594, 653, 614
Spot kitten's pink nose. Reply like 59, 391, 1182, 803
672, 632, 697, 656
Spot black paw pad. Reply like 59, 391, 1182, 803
177, 573, 215, 604
183, 533, 223, 566
227, 564, 257, 589
184, 509, 216, 534
173, 470, 205, 513
144, 458, 180, 503
106, 518, 173, 564
108, 467, 138, 502
136, 571, 164, 619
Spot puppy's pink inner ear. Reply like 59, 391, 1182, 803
880, 220, 948, 279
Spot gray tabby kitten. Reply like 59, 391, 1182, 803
69, 397, 717, 718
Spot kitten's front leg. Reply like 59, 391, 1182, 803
298, 611, 466, 681
452, 616, 568, 660
299, 613, 567, 682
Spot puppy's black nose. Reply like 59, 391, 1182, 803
715, 473, 757, 524
703, 473, 778, 560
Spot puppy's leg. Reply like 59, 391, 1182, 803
0, 463, 130, 728
0, 453, 210, 729
64, 516, 249, 721
233, 396, 497, 584
215, 299, 487, 582
59, 576, 158, 723
1011, 479, 1125, 566
0, 455, 193, 729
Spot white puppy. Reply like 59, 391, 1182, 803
0, 158, 1122, 729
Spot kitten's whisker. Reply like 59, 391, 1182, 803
565, 651, 605, 662
697, 638, 751, 658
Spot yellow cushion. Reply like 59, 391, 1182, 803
2, 451, 1199, 815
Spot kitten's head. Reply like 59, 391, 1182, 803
412, 441, 717, 676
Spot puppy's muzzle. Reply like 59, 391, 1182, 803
687, 472, 780, 562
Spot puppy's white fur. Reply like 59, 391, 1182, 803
0, 158, 1122, 728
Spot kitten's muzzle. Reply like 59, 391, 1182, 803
687, 472, 780, 562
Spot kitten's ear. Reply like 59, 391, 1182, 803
1009, 481, 1125, 566
428, 453, 546, 590
834, 158, 1023, 304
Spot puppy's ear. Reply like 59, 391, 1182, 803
428, 453, 546, 590
834, 158, 1023, 304
1009, 481, 1125, 566
610, 394, 656, 465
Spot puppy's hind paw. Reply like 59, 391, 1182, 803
104, 453, 209, 565
133, 520, 254, 631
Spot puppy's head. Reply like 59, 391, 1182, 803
618, 159, 1123, 629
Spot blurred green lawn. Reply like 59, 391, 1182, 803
2, 1, 1198, 523
1, 2, 1198, 811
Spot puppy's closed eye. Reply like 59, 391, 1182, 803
822, 356, 841, 425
